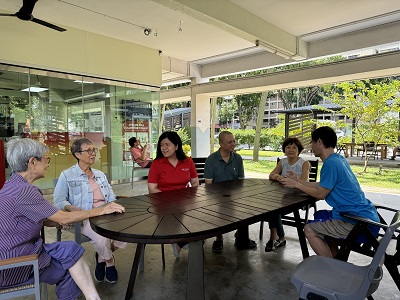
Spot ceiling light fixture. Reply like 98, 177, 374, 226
21, 87, 48, 92
255, 40, 293, 60
74, 80, 94, 84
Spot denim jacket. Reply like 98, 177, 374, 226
54, 163, 116, 212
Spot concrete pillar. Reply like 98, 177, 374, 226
191, 93, 211, 157
189, 67, 211, 158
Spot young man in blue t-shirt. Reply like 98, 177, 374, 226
281, 126, 379, 258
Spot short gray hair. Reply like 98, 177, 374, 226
70, 138, 93, 160
6, 138, 48, 173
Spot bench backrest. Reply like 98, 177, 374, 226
192, 157, 207, 185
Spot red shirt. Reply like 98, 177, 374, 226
148, 157, 198, 192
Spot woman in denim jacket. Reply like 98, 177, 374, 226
54, 138, 127, 284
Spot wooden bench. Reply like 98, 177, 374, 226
192, 157, 207, 185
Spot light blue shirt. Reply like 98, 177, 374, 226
319, 153, 379, 223
54, 163, 116, 211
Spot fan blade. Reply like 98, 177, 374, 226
31, 18, 66, 32
0, 13, 16, 17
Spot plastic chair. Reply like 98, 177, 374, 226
290, 210, 400, 300
259, 158, 319, 240
332, 205, 400, 292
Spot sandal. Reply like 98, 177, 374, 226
265, 239, 286, 252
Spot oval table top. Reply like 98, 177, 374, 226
90, 178, 315, 244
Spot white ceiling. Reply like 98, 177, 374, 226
1, 0, 400, 84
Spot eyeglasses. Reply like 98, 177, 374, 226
78, 148, 98, 155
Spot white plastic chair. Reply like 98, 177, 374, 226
290, 210, 400, 300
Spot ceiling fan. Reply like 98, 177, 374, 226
0, 0, 66, 32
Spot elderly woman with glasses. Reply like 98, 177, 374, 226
0, 138, 125, 300
54, 138, 127, 284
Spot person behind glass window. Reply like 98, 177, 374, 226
129, 137, 152, 168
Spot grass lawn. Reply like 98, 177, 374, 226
242, 157, 400, 190
237, 149, 282, 157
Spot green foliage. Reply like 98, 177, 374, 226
329, 80, 400, 171
177, 126, 191, 145
234, 93, 261, 128
217, 98, 237, 126
221, 128, 284, 152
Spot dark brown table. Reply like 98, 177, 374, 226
90, 179, 316, 300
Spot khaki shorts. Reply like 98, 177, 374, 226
307, 219, 354, 240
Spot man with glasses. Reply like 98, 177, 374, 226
54, 138, 127, 284
281, 126, 379, 258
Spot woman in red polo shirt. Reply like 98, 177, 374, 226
148, 131, 199, 258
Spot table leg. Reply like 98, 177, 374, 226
187, 240, 204, 300
139, 244, 145, 272
345, 144, 349, 158
293, 209, 309, 259
125, 243, 144, 300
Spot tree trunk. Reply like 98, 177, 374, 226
253, 93, 267, 162
210, 98, 217, 154
159, 104, 165, 135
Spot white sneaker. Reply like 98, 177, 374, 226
171, 244, 180, 258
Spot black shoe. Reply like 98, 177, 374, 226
265, 239, 287, 252
235, 239, 257, 250
93, 252, 106, 282
105, 265, 118, 283
212, 240, 223, 253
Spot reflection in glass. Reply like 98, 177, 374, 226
0, 64, 159, 189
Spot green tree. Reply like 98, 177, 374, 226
234, 93, 261, 128
277, 89, 297, 109
217, 97, 237, 127
330, 80, 400, 172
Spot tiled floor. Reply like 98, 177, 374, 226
28, 178, 400, 299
